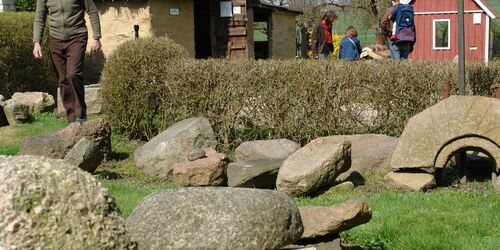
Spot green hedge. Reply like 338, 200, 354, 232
102, 38, 499, 150
14, 0, 36, 12
0, 12, 56, 98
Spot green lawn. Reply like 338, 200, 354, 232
1, 113, 500, 249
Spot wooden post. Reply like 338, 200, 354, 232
442, 83, 451, 99
458, 0, 465, 95
458, 151, 468, 184
300, 27, 309, 59
491, 84, 500, 99
134, 25, 140, 39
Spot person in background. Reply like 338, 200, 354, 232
389, 0, 416, 61
339, 26, 362, 61
33, 0, 102, 123
381, 0, 400, 57
312, 10, 338, 60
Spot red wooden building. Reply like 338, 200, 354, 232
411, 0, 498, 63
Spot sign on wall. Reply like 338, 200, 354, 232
220, 1, 233, 17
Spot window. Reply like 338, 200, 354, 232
433, 19, 450, 50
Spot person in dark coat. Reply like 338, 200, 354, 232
311, 10, 337, 60
339, 26, 362, 61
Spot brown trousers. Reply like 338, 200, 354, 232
48, 33, 88, 122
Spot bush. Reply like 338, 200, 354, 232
102, 38, 498, 150
14, 0, 36, 12
0, 12, 56, 98
468, 61, 500, 96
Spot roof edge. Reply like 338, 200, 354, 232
474, 0, 498, 19
252, 2, 303, 14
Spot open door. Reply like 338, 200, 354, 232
253, 7, 271, 59
194, 0, 213, 59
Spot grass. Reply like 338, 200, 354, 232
295, 180, 500, 249
1, 113, 500, 249
0, 113, 67, 155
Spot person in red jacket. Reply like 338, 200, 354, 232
312, 10, 338, 60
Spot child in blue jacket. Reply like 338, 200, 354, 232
339, 26, 362, 61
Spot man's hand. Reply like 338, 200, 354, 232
91, 39, 102, 54
33, 42, 43, 59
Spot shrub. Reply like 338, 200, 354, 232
14, 0, 36, 12
102, 38, 498, 150
0, 12, 56, 98
101, 36, 189, 137
468, 61, 500, 96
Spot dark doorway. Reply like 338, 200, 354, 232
194, 0, 212, 59
253, 8, 271, 59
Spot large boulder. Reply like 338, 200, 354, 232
328, 134, 398, 181
12, 92, 55, 114
277, 137, 351, 197
126, 187, 303, 250
57, 84, 103, 116
172, 147, 228, 186
134, 117, 217, 178
299, 199, 372, 240
0, 156, 136, 249
20, 119, 111, 173
227, 159, 283, 188
384, 171, 436, 191
3, 99, 30, 125
235, 139, 301, 161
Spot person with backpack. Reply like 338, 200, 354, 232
339, 26, 362, 61
312, 10, 338, 60
389, 0, 416, 61
33, 0, 102, 123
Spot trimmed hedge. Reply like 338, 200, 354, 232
102, 38, 499, 150
0, 12, 56, 98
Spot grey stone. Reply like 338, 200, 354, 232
282, 238, 342, 250
126, 187, 303, 250
235, 139, 301, 161
496, 175, 500, 191
64, 137, 103, 173
276, 137, 351, 197
134, 117, 217, 178
172, 148, 228, 187
299, 199, 372, 240
57, 84, 103, 116
187, 148, 206, 161
3, 99, 30, 125
12, 92, 55, 114
21, 119, 111, 172
0, 94, 4, 101
227, 159, 283, 188
317, 181, 355, 197
329, 134, 398, 181
384, 171, 436, 191
391, 96, 500, 170
0, 155, 136, 249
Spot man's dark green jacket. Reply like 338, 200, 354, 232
33, 0, 101, 43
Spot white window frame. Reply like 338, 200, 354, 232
433, 19, 451, 50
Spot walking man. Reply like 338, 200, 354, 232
312, 10, 337, 60
33, 0, 102, 123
